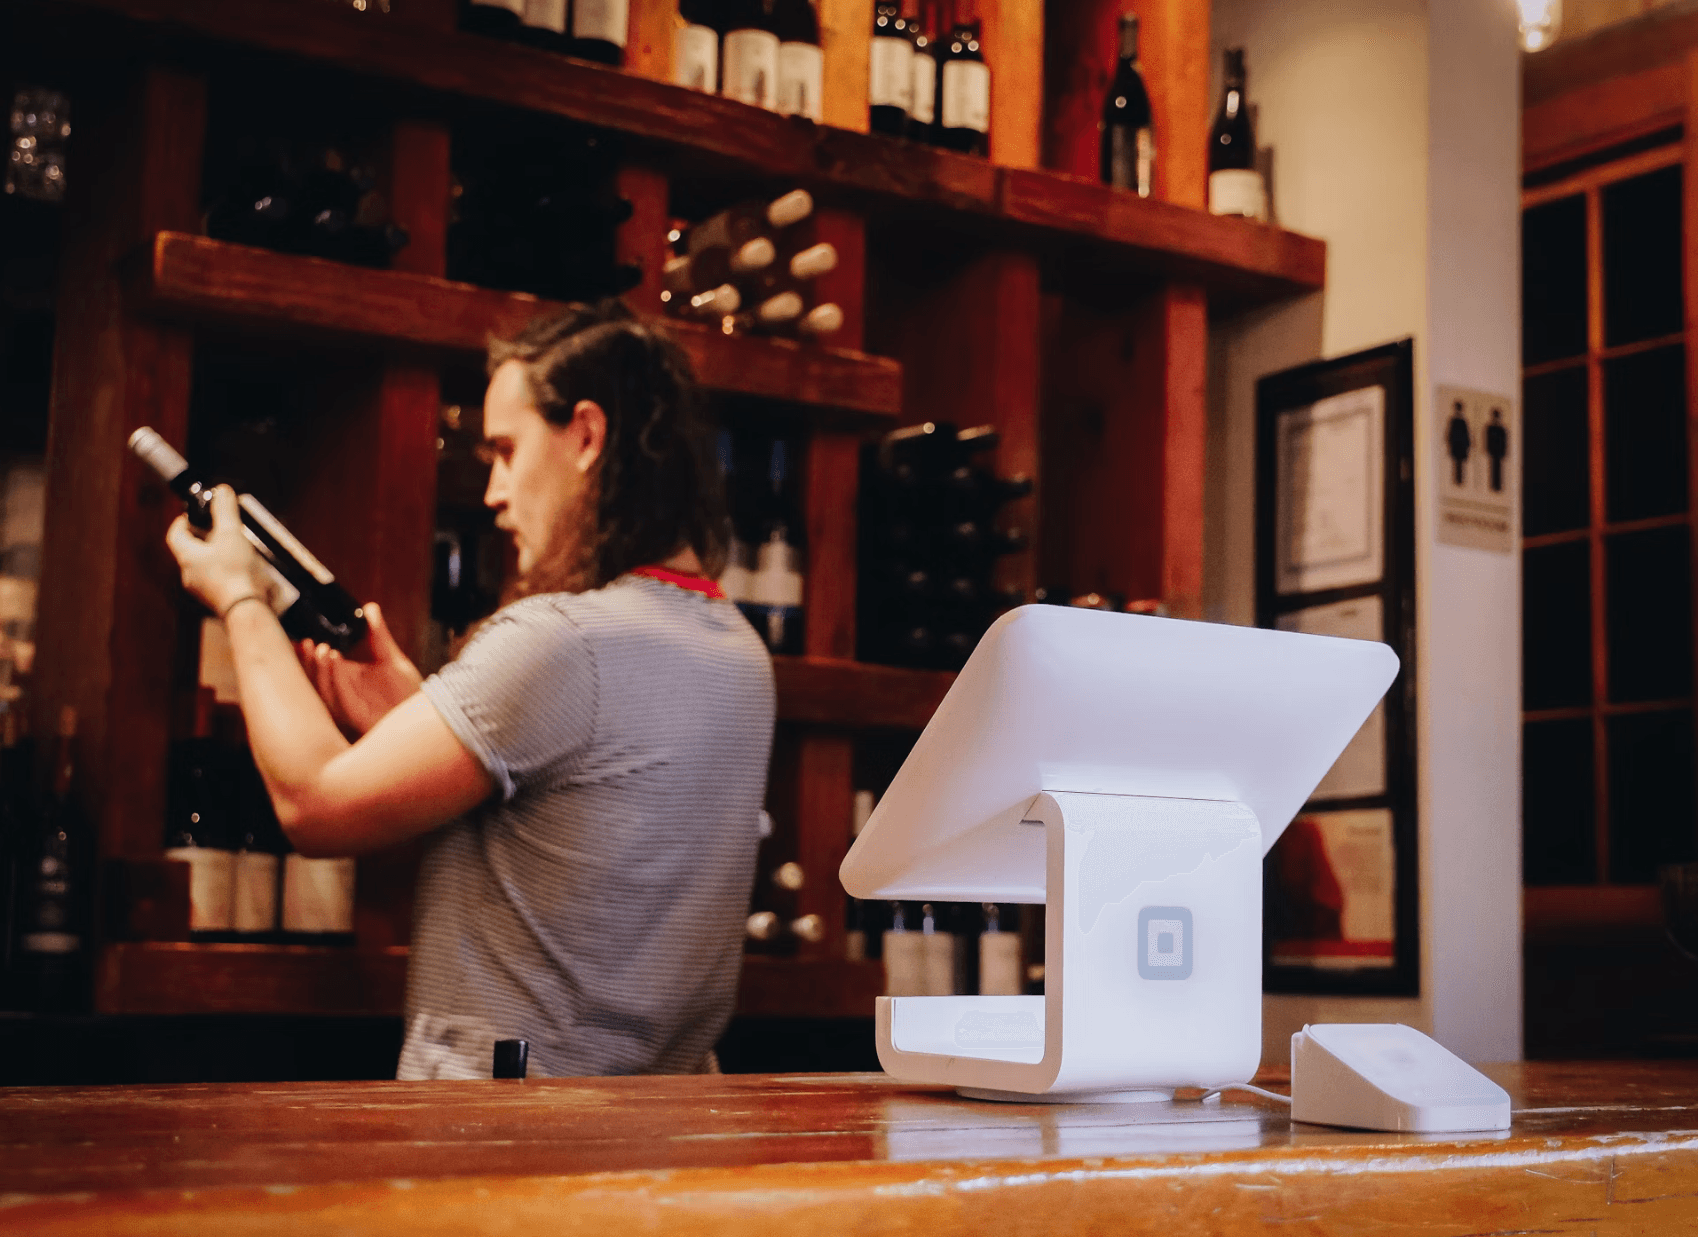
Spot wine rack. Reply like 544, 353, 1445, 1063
20, 0, 1325, 1022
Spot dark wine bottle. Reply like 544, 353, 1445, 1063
660, 236, 777, 305
1100, 13, 1154, 196
516, 0, 571, 53
164, 687, 236, 939
774, 0, 824, 121
15, 707, 87, 1012
1208, 47, 1266, 219
684, 189, 813, 255
571, 0, 630, 66
459, 0, 525, 38
938, 14, 989, 156
129, 428, 370, 653
674, 0, 722, 93
722, 0, 781, 110
907, 1, 939, 143
869, 1, 913, 137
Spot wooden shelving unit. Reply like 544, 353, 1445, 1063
22, 0, 1326, 1027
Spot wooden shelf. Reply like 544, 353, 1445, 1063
97, 942, 409, 1016
43, 0, 1325, 310
128, 232, 905, 418
773, 657, 956, 731
735, 956, 885, 1019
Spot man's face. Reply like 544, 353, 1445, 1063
480, 359, 599, 577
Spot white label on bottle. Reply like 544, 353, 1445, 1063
870, 35, 913, 111
723, 28, 780, 110
979, 931, 1023, 996
778, 42, 824, 121
282, 853, 356, 934
238, 494, 336, 587
911, 51, 937, 125
921, 931, 957, 995
1209, 168, 1267, 220
233, 850, 280, 933
571, 0, 628, 46
166, 846, 236, 932
22, 931, 78, 954
199, 617, 242, 704
942, 60, 990, 133
523, 0, 565, 32
883, 930, 926, 996
673, 22, 719, 93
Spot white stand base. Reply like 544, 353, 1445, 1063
957, 1086, 1174, 1104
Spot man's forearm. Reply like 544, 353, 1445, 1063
223, 599, 350, 828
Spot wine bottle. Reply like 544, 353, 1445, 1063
232, 744, 282, 938
16, 707, 86, 1011
724, 289, 804, 334
459, 0, 525, 38
774, 0, 824, 121
738, 241, 836, 301
570, 0, 629, 66
660, 237, 776, 305
1208, 47, 1266, 220
129, 428, 369, 653
684, 188, 813, 257
796, 302, 845, 338
517, 0, 570, 53
163, 687, 236, 938
716, 431, 755, 604
282, 849, 356, 946
869, 0, 913, 137
0, 713, 23, 985
679, 283, 744, 324
722, 0, 781, 110
883, 902, 926, 996
844, 789, 875, 961
674, 0, 722, 93
1100, 13, 1154, 196
939, 14, 989, 155
907, 1, 939, 143
978, 903, 1022, 995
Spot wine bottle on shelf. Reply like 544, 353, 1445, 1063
1208, 47, 1266, 220
571, 0, 630, 65
939, 13, 989, 156
716, 431, 755, 604
1100, 13, 1154, 197
281, 843, 356, 947
978, 903, 1023, 995
724, 289, 804, 334
844, 789, 876, 961
883, 902, 926, 996
516, 0, 570, 53
869, 0, 913, 137
907, 1, 939, 144
660, 237, 776, 305
920, 902, 959, 996
739, 440, 806, 653
774, 0, 824, 121
16, 707, 86, 1011
738, 241, 836, 301
674, 0, 722, 93
459, 0, 525, 38
129, 428, 369, 654
796, 302, 844, 338
232, 745, 283, 938
722, 0, 781, 110
684, 188, 813, 256
163, 687, 236, 939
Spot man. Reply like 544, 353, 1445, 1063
167, 301, 775, 1078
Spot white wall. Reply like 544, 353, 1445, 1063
1206, 0, 1522, 1062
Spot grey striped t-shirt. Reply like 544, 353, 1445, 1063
397, 574, 775, 1080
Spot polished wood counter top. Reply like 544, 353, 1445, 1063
4, 1063, 1698, 1234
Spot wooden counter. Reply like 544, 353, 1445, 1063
4, 1063, 1698, 1234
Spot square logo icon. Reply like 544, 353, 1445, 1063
1138, 906, 1193, 980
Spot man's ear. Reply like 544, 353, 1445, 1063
570, 399, 608, 473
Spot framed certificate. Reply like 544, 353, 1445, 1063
1256, 340, 1418, 997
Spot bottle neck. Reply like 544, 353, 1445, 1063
1118, 20, 1138, 64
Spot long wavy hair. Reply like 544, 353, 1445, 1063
487, 301, 728, 596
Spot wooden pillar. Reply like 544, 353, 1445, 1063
821, 0, 872, 132
616, 164, 673, 314
35, 67, 206, 862
981, 0, 1044, 169
1042, 0, 1209, 206
625, 0, 677, 83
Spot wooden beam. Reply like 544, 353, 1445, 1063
982, 0, 1043, 170
820, 0, 872, 132
1523, 60, 1684, 174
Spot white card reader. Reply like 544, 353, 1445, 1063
1290, 1023, 1511, 1132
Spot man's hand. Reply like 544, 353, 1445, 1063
164, 485, 273, 617
296, 602, 423, 736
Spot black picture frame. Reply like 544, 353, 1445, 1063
1256, 339, 1419, 997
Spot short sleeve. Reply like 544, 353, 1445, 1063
420, 598, 597, 802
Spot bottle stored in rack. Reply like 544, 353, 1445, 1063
1101, 13, 1154, 196
938, 10, 989, 156
775, 0, 825, 120
675, 0, 722, 93
723, 0, 782, 110
870, 1, 913, 137
1209, 47, 1267, 220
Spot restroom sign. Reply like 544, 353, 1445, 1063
1435, 385, 1516, 554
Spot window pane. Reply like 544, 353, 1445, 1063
1606, 525, 1693, 703
1607, 708, 1696, 882
1524, 718, 1596, 884
1522, 365, 1590, 536
1523, 194, 1588, 365
1603, 164, 1683, 347
1524, 540, 1592, 709
1604, 344, 1687, 523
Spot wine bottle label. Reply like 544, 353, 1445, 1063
233, 850, 280, 933
942, 60, 990, 133
673, 22, 719, 94
979, 931, 1023, 995
723, 28, 780, 110
22, 930, 78, 954
571, 0, 628, 46
910, 52, 937, 125
870, 35, 913, 111
777, 42, 825, 121
198, 617, 242, 704
282, 853, 356, 934
166, 846, 236, 932
239, 494, 337, 587
882, 930, 926, 996
921, 931, 957, 995
1108, 126, 1155, 197
523, 0, 565, 32
1209, 167, 1267, 220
